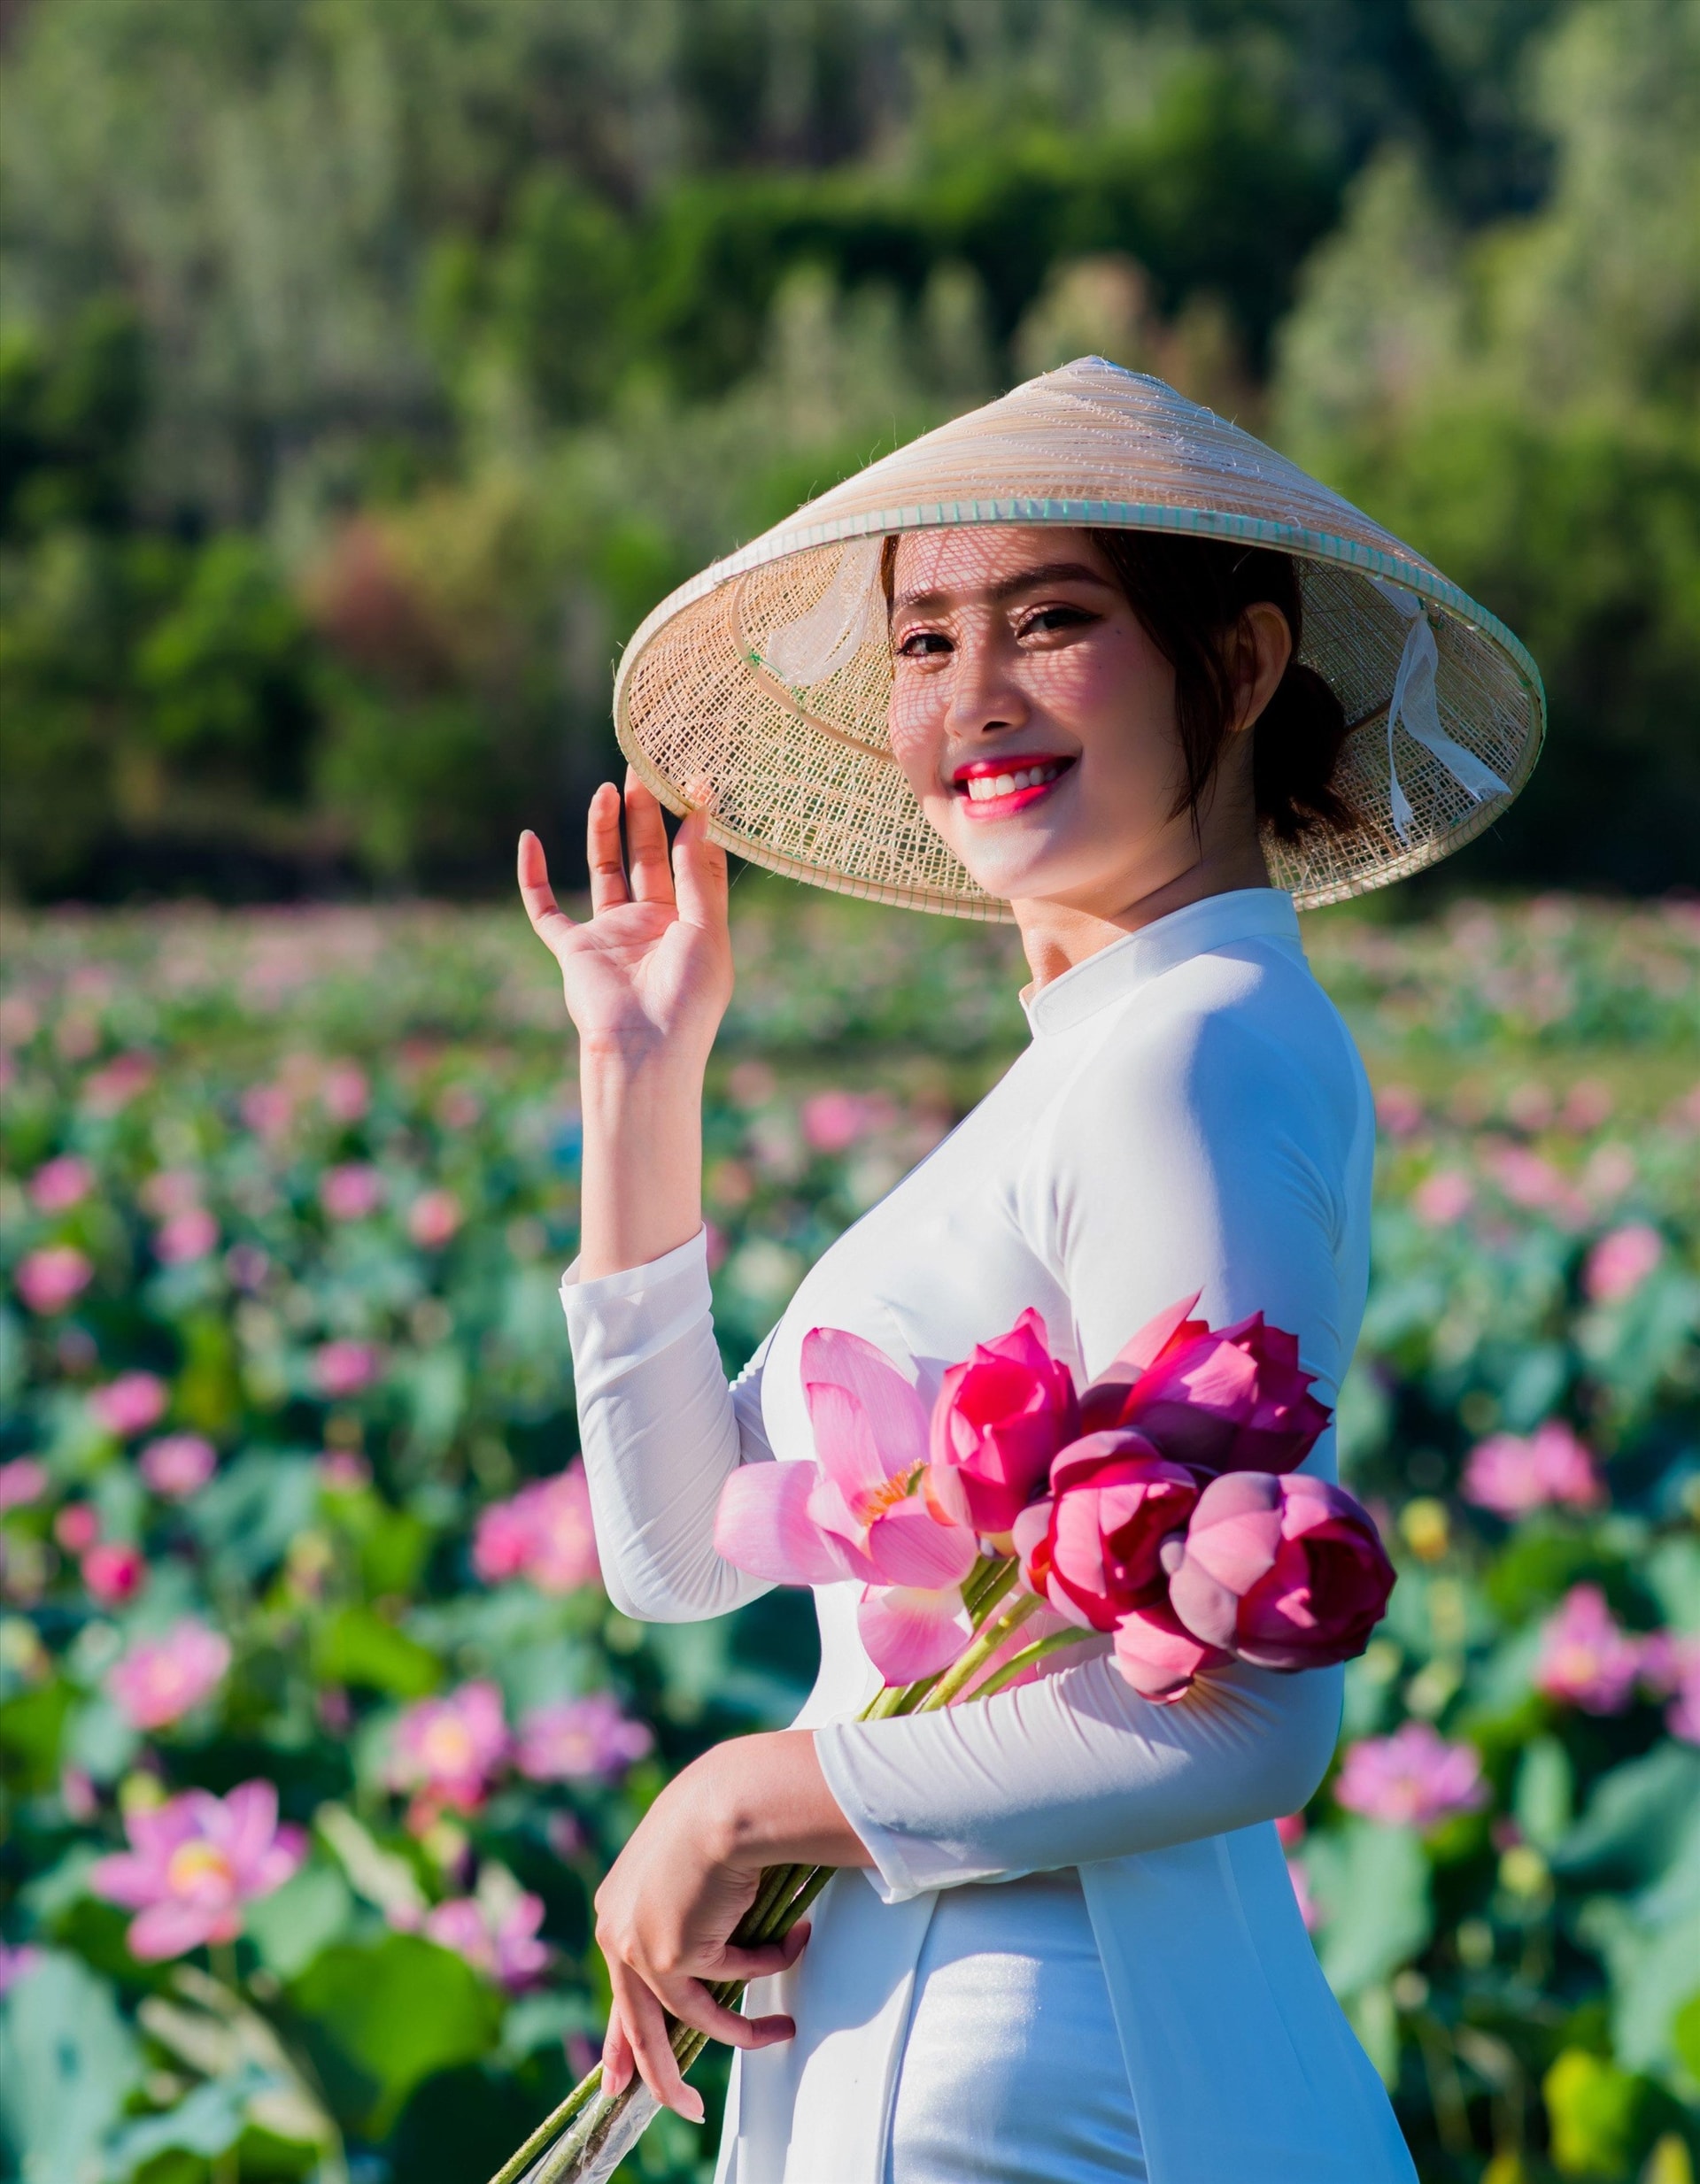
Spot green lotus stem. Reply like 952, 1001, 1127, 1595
917, 1592, 1042, 1711
487, 2066, 606, 2184
964, 1624, 1097, 1700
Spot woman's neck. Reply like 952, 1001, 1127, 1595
1012, 825, 1271, 990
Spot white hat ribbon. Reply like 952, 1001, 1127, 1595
761, 536, 884, 687
1371, 578, 1510, 842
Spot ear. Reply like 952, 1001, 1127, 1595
1232, 601, 1294, 734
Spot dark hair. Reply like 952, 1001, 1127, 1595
1086, 529, 1355, 843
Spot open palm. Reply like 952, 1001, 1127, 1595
517, 771, 732, 1077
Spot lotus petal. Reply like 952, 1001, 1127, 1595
856, 1584, 974, 1681
863, 1501, 977, 1587
714, 1461, 858, 1585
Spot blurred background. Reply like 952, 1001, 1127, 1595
2, 5, 1698, 2184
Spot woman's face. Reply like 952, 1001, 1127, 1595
886, 526, 1254, 917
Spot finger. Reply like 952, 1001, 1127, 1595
622, 769, 676, 907
601, 2004, 634, 2097
649, 1973, 795, 2053
585, 782, 630, 914
671, 806, 730, 935
712, 1920, 812, 1983
609, 1964, 702, 2124
516, 830, 578, 956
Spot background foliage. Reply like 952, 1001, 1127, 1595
2, 0, 1697, 900
2, 889, 1697, 2183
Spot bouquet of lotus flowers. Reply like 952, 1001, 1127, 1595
490, 1295, 1395, 2184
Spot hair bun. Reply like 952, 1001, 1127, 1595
1254, 660, 1354, 844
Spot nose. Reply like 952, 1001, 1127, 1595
945, 619, 1030, 745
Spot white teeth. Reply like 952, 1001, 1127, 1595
962, 761, 1063, 801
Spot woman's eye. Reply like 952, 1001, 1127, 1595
1019, 606, 1096, 638
897, 629, 952, 658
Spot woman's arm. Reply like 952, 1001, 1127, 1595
524, 778, 773, 1621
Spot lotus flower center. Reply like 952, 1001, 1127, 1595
167, 1841, 236, 1897
421, 1719, 475, 1772
854, 1468, 923, 1524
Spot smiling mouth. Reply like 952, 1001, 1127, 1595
952, 754, 1077, 815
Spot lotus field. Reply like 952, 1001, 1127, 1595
1, 890, 1696, 2184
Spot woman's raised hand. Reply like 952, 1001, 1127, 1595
518, 771, 732, 1081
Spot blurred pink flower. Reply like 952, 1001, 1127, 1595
1334, 1722, 1488, 1828
425, 1888, 548, 1989
388, 1682, 507, 1814
703, 1218, 728, 1272
61, 1768, 98, 1822
1411, 1170, 1473, 1226
240, 1083, 294, 1140
55, 1503, 100, 1555
1462, 1422, 1603, 1517
313, 1340, 382, 1398
1584, 1223, 1664, 1303
1536, 1585, 1642, 1714
139, 1434, 219, 1500
801, 1090, 890, 1154
82, 1540, 147, 1606
435, 1084, 483, 1130
89, 1372, 169, 1439
321, 1163, 383, 1221
473, 1464, 599, 1594
1640, 1632, 1700, 1746
1489, 1146, 1584, 1223
140, 1169, 203, 1218
0, 1941, 43, 1995
107, 1621, 231, 1729
1375, 1085, 1425, 1138
224, 1243, 270, 1292
90, 1779, 303, 1961
81, 1053, 154, 1115
17, 1245, 95, 1314
155, 1208, 220, 1265
1562, 1079, 1614, 1132
321, 1062, 370, 1122
0, 1457, 49, 1513
317, 1449, 371, 1493
515, 1694, 653, 1782
407, 1188, 463, 1249
29, 1154, 95, 1211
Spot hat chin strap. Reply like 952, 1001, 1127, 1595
1371, 579, 1510, 842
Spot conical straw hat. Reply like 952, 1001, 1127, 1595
613, 358, 1545, 916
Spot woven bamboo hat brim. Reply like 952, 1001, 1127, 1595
613, 358, 1545, 917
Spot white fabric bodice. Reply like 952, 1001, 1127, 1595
561, 888, 1417, 2184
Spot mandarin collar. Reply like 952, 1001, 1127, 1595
1019, 888, 1302, 1037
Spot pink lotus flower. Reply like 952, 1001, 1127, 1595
89, 1372, 169, 1439
107, 1621, 231, 1729
1165, 1470, 1395, 1675
90, 1780, 304, 1961
55, 1503, 101, 1555
81, 1052, 154, 1115
388, 1682, 507, 1814
425, 1887, 548, 1990
30, 1154, 95, 1211
1584, 1223, 1664, 1303
318, 1449, 371, 1493
1462, 1421, 1603, 1516
321, 1061, 370, 1122
1012, 1431, 1203, 1634
924, 1308, 1081, 1535
1078, 1295, 1332, 1478
801, 1090, 889, 1154
240, 1083, 294, 1140
17, 1244, 95, 1314
716, 1326, 978, 1680
139, 1434, 219, 1500
155, 1208, 220, 1264
514, 1694, 653, 1782
1535, 1585, 1642, 1714
408, 1188, 463, 1249
140, 1169, 203, 1218
82, 1540, 147, 1606
1411, 1170, 1473, 1226
472, 1464, 599, 1594
1334, 1723, 1488, 1828
0, 1457, 48, 1513
1640, 1632, 1700, 1745
1287, 1856, 1320, 1932
313, 1339, 382, 1398
321, 1163, 383, 1221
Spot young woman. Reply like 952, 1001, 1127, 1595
518, 362, 1542, 2184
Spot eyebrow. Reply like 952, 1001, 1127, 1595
891, 560, 1117, 617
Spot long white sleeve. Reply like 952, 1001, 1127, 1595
561, 1231, 775, 1622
